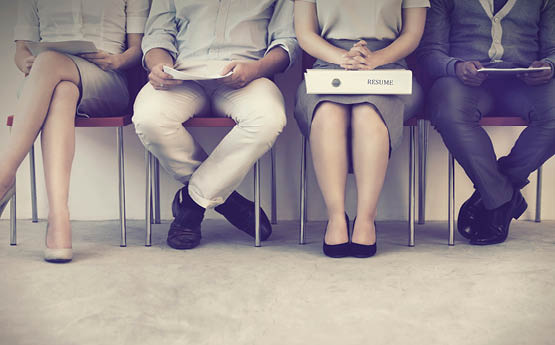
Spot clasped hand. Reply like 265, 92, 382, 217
339, 40, 379, 70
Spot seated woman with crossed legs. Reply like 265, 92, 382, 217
0, 0, 149, 263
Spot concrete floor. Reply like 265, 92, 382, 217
0, 219, 554, 345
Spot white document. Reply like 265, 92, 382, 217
305, 69, 413, 95
163, 61, 234, 81
477, 66, 551, 75
26, 40, 98, 56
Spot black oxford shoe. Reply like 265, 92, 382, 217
457, 190, 485, 239
167, 185, 205, 250
215, 191, 272, 241
470, 190, 527, 246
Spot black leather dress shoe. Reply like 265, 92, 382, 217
167, 185, 205, 250
470, 190, 527, 246
215, 191, 272, 241
457, 190, 485, 239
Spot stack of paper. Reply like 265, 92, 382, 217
164, 61, 234, 80
477, 66, 551, 75
305, 69, 413, 95
26, 40, 98, 56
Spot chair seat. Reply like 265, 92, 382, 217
6, 114, 133, 128
479, 117, 528, 126
183, 117, 236, 127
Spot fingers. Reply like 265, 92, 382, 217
80, 50, 109, 59
353, 40, 367, 48
149, 64, 183, 90
347, 46, 371, 59
221, 61, 239, 76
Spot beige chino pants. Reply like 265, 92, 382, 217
132, 77, 286, 209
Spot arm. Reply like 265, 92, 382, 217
341, 7, 427, 70
80, 33, 144, 71
14, 41, 35, 75
14, 0, 40, 74
80, 0, 149, 71
265, 0, 299, 72
219, 0, 296, 89
134, 0, 182, 90
294, 0, 349, 65
518, 0, 555, 85
220, 46, 289, 89
416, 0, 462, 79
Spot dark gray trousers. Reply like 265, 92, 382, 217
428, 77, 555, 210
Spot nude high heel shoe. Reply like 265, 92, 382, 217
44, 224, 72, 263
0, 184, 15, 218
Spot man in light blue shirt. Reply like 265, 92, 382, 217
133, 0, 298, 250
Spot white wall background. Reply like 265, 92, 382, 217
1, 1, 554, 223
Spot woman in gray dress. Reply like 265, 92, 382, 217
294, 0, 429, 258
0, 0, 149, 263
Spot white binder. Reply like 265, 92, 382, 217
305, 69, 413, 95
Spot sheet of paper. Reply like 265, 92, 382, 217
26, 40, 98, 56
477, 66, 551, 75
163, 62, 233, 81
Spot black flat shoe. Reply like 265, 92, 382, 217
350, 218, 377, 258
323, 213, 350, 258
470, 190, 527, 246
215, 191, 272, 241
167, 184, 205, 250
457, 190, 485, 239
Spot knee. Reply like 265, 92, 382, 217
133, 88, 175, 139
428, 79, 478, 129
312, 102, 349, 132
52, 81, 79, 103
352, 105, 388, 137
244, 108, 287, 147
30, 51, 67, 77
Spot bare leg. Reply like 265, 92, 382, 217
310, 102, 350, 245
0, 51, 80, 199
42, 81, 79, 249
351, 104, 389, 245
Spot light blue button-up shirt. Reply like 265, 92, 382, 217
142, 0, 298, 70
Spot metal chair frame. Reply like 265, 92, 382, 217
6, 116, 130, 247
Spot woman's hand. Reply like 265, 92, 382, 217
340, 40, 379, 70
80, 50, 123, 71
21, 56, 36, 75
14, 41, 35, 75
